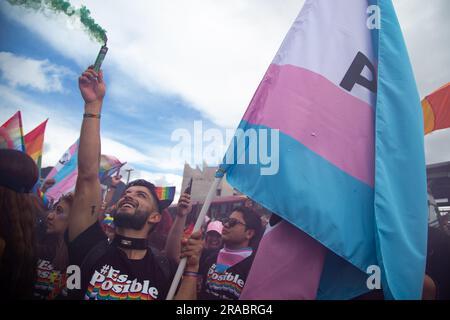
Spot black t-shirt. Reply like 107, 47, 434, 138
33, 258, 67, 300
34, 235, 68, 300
67, 222, 177, 300
426, 227, 450, 300
198, 248, 255, 300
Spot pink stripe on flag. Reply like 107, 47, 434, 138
243, 63, 374, 186
46, 141, 78, 180
46, 169, 78, 201
217, 248, 253, 267
239, 221, 326, 300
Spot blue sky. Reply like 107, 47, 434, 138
0, 0, 232, 193
0, 0, 449, 198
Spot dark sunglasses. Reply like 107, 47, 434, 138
222, 217, 247, 228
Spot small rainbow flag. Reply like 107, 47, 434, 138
0, 111, 25, 152
422, 82, 450, 135
25, 119, 48, 170
155, 186, 176, 209
99, 154, 125, 182
102, 214, 114, 227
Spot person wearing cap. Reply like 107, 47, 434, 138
65, 66, 203, 300
0, 149, 43, 299
205, 220, 223, 250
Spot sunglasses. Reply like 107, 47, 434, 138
222, 217, 247, 228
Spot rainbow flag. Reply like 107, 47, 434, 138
422, 83, 450, 134
99, 155, 125, 182
155, 186, 176, 209
219, 0, 427, 300
24, 119, 48, 170
0, 111, 25, 152
0, 127, 14, 149
102, 214, 114, 228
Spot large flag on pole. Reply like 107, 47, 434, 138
218, 0, 427, 300
24, 119, 48, 170
0, 111, 25, 152
422, 82, 450, 135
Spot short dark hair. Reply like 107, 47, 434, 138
232, 206, 263, 249
125, 179, 162, 213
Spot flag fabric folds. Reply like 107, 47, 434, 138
45, 141, 124, 203
24, 119, 48, 170
45, 140, 79, 202
219, 0, 427, 300
99, 154, 125, 182
422, 83, 450, 134
0, 111, 25, 152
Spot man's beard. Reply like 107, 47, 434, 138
113, 208, 150, 231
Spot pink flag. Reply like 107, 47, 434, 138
240, 220, 326, 300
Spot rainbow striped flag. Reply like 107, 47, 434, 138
99, 155, 125, 182
0, 111, 25, 152
155, 186, 176, 209
24, 119, 48, 170
422, 82, 450, 135
219, 0, 427, 300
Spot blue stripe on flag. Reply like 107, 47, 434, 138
224, 121, 378, 296
372, 0, 428, 300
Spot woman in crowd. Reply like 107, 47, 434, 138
0, 149, 42, 299
34, 193, 73, 299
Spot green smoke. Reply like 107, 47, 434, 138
7, 0, 107, 44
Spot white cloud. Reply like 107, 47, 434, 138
393, 0, 450, 98
0, 51, 74, 92
0, 85, 184, 173
1, 0, 304, 128
393, 0, 450, 165
1, 0, 449, 165
425, 129, 450, 165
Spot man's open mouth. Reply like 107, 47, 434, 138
119, 199, 138, 209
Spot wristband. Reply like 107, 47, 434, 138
83, 113, 101, 119
183, 271, 201, 278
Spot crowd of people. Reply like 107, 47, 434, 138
0, 67, 449, 300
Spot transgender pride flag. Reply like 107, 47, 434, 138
45, 140, 79, 202
218, 0, 427, 300
45, 141, 125, 202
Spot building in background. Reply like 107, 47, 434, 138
180, 163, 237, 202
427, 161, 450, 232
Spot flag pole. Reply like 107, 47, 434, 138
166, 175, 223, 300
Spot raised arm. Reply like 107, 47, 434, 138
174, 230, 203, 300
164, 193, 192, 263
104, 174, 122, 207
68, 67, 106, 241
